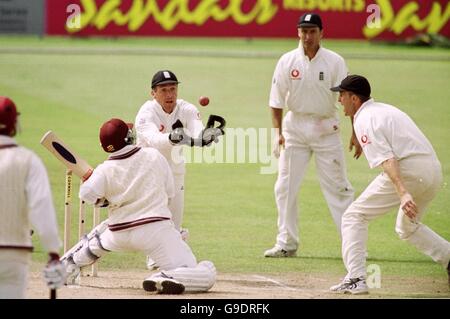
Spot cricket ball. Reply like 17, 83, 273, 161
199, 96, 209, 107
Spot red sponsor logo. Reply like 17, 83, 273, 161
290, 69, 301, 79
159, 124, 165, 132
360, 134, 371, 146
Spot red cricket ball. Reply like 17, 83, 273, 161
198, 96, 209, 107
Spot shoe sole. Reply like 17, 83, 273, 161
264, 253, 296, 258
329, 288, 369, 295
142, 280, 157, 292
157, 280, 185, 294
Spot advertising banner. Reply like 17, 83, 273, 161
46, 0, 450, 40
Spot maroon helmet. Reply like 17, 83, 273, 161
99, 118, 134, 153
0, 96, 19, 136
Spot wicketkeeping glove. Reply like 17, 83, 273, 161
200, 127, 225, 146
43, 253, 67, 289
169, 127, 194, 146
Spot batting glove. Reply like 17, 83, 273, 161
43, 253, 68, 289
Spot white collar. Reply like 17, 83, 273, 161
0, 135, 17, 145
354, 98, 375, 120
108, 144, 135, 157
298, 42, 322, 61
154, 99, 177, 116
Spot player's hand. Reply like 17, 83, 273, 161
349, 134, 362, 159
169, 128, 193, 146
43, 253, 67, 289
200, 127, 224, 147
400, 193, 418, 222
272, 132, 285, 159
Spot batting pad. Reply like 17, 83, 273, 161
162, 260, 216, 292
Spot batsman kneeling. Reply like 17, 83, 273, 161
61, 118, 216, 294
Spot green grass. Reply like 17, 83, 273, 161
1, 36, 449, 283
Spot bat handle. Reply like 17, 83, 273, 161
50, 289, 56, 299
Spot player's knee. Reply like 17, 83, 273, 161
274, 179, 287, 197
197, 260, 216, 290
73, 233, 109, 266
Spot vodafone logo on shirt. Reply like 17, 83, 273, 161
290, 69, 301, 80
360, 134, 371, 146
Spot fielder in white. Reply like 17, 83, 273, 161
61, 118, 215, 294
265, 13, 357, 257
135, 70, 204, 269
329, 75, 450, 294
0, 96, 66, 298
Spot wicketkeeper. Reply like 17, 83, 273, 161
135, 69, 225, 270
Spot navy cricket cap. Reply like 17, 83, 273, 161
151, 70, 180, 88
330, 75, 371, 98
297, 13, 322, 30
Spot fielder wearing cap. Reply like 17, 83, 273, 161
135, 69, 203, 230
329, 75, 450, 294
135, 70, 205, 269
0, 96, 65, 298
61, 118, 216, 294
265, 13, 356, 258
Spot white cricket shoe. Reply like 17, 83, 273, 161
330, 277, 369, 295
143, 272, 185, 294
264, 246, 296, 258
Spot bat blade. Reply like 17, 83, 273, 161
40, 131, 93, 181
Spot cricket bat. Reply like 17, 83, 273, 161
40, 131, 93, 181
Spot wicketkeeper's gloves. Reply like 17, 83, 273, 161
199, 127, 225, 146
169, 127, 194, 146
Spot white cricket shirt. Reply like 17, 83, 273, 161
0, 136, 61, 253
269, 43, 348, 118
79, 146, 175, 226
135, 99, 203, 175
353, 99, 437, 169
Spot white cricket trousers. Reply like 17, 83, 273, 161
75, 220, 216, 292
274, 112, 354, 251
0, 250, 30, 299
342, 155, 450, 278
170, 173, 185, 230
101, 220, 196, 270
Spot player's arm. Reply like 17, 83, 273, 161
381, 158, 418, 221
26, 154, 61, 254
79, 168, 107, 206
349, 116, 362, 159
184, 104, 204, 138
269, 58, 288, 157
135, 109, 173, 151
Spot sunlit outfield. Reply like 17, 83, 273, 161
1, 36, 449, 282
